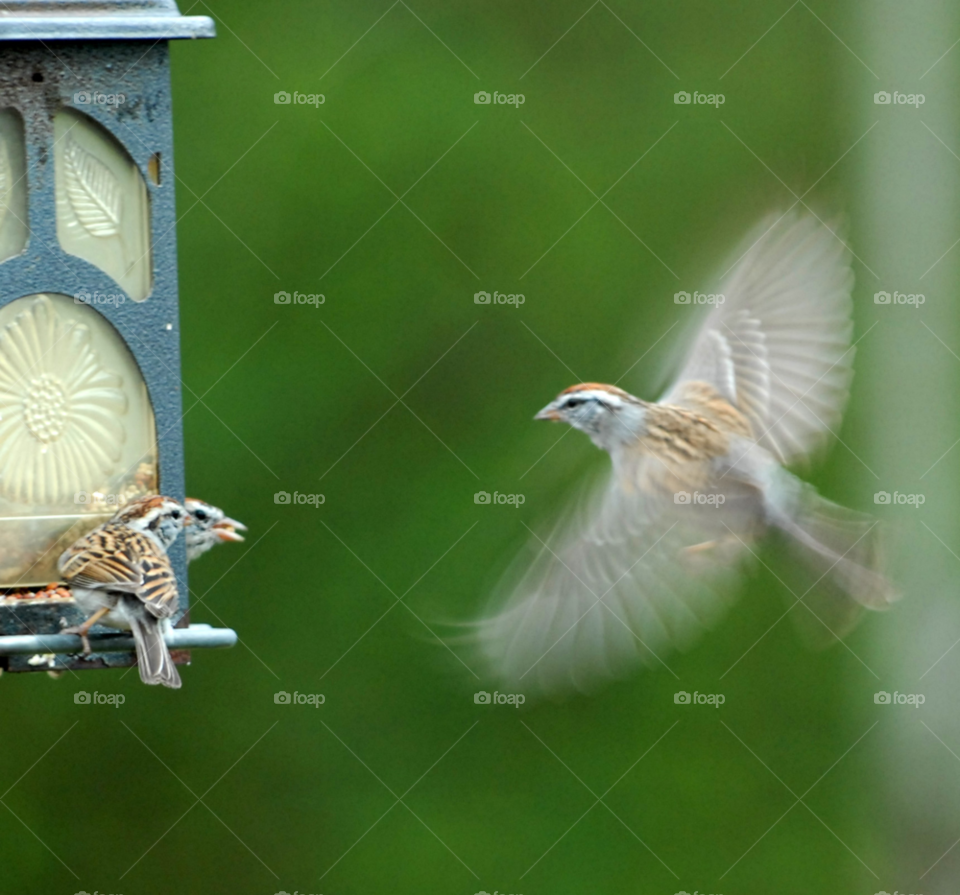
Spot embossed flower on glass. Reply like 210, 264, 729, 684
0, 295, 127, 504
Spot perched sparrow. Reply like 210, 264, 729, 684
184, 497, 246, 563
474, 212, 896, 699
59, 495, 188, 688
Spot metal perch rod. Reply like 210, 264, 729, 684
0, 623, 237, 655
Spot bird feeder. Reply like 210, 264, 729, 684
0, 0, 237, 675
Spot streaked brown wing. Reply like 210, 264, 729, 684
59, 527, 178, 618
136, 546, 179, 619
58, 525, 144, 592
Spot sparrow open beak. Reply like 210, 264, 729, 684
534, 402, 561, 421
213, 518, 247, 542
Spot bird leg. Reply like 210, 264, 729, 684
61, 607, 111, 655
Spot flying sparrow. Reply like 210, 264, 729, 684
184, 497, 246, 563
58, 495, 188, 688
474, 212, 896, 699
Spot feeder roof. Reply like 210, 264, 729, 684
0, 0, 215, 40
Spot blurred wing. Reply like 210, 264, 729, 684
476, 460, 760, 699
660, 212, 855, 465
58, 528, 143, 592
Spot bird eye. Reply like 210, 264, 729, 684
171, 509, 181, 519
566, 398, 584, 408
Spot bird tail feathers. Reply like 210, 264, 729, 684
125, 597, 182, 688
766, 476, 897, 612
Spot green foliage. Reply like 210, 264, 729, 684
0, 2, 891, 893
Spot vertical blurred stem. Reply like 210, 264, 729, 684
856, 1, 960, 889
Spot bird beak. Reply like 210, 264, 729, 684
213, 518, 247, 542
534, 402, 561, 421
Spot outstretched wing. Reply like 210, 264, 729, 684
475, 460, 761, 699
660, 212, 855, 465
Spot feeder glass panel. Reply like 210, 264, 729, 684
54, 108, 152, 302
0, 109, 28, 264
0, 293, 157, 586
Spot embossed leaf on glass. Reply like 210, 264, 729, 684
54, 109, 151, 301
63, 137, 122, 238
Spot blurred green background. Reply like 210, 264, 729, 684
3, 1, 960, 894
